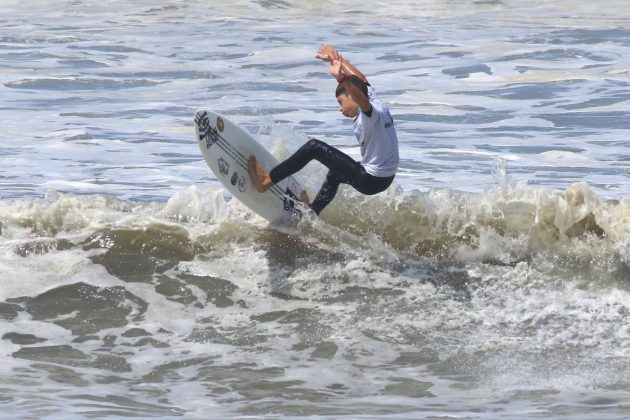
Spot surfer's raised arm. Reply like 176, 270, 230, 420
317, 45, 371, 114
316, 44, 369, 85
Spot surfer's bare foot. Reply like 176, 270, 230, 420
248, 156, 273, 193
300, 189, 310, 206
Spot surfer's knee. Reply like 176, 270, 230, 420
305, 138, 334, 161
325, 169, 343, 184
305, 138, 329, 151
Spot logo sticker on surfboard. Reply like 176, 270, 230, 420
238, 176, 247, 192
217, 116, 224, 132
217, 157, 230, 176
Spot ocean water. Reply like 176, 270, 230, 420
1, 0, 629, 418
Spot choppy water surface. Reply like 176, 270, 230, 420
0, 0, 629, 418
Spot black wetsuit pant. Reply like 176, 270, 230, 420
269, 139, 395, 215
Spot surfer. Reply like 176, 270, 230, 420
249, 44, 399, 215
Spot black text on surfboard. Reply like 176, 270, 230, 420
282, 188, 301, 216
195, 111, 220, 149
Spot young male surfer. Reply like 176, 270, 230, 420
249, 44, 399, 215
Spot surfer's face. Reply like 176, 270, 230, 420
336, 94, 359, 118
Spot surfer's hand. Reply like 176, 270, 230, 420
317, 44, 344, 80
316, 44, 340, 62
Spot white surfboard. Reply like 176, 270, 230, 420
194, 110, 304, 223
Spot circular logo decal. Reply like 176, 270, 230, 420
217, 116, 225, 132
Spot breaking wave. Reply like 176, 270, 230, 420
1, 177, 627, 286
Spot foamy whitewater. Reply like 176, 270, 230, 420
0, 0, 629, 418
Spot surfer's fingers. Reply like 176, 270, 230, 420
319, 44, 336, 56
316, 46, 332, 61
326, 45, 339, 59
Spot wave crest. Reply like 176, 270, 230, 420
323, 181, 628, 277
1, 183, 627, 279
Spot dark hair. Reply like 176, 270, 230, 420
335, 75, 369, 98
